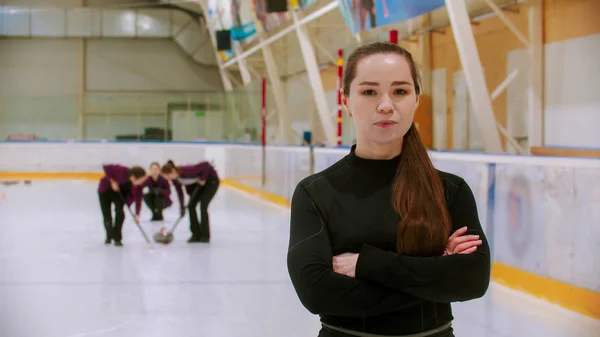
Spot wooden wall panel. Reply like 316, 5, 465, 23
545, 0, 600, 43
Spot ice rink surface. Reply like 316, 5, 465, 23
0, 180, 598, 337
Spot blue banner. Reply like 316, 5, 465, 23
299, 0, 317, 8
338, 0, 446, 34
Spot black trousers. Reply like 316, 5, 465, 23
188, 176, 219, 238
98, 190, 126, 242
143, 192, 168, 214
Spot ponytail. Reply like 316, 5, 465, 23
392, 124, 451, 257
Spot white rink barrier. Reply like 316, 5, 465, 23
1, 141, 599, 317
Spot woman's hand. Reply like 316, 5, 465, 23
444, 226, 482, 256
198, 179, 206, 186
110, 179, 120, 192
333, 253, 359, 278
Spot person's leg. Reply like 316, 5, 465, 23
154, 195, 168, 220
98, 192, 113, 244
144, 192, 159, 220
187, 184, 202, 241
197, 178, 219, 241
112, 192, 126, 246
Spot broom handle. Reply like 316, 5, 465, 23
116, 186, 154, 246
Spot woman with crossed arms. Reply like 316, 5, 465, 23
287, 42, 490, 337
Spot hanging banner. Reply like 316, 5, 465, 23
208, 0, 257, 61
229, 0, 257, 42
253, 0, 290, 33
338, 0, 446, 34
299, 0, 318, 9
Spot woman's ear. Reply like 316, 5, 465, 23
413, 95, 420, 113
341, 90, 352, 118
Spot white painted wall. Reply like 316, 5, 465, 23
86, 39, 222, 92
506, 32, 600, 150
0, 39, 80, 140
0, 38, 224, 141
544, 33, 600, 149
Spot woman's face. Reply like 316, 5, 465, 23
165, 171, 178, 181
342, 53, 418, 147
150, 164, 160, 178
131, 176, 146, 186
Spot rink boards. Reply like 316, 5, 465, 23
0, 141, 599, 319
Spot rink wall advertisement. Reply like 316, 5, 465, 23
1, 142, 599, 318
338, 0, 446, 34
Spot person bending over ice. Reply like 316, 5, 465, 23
98, 164, 146, 246
161, 160, 219, 243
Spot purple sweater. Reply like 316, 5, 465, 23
97, 164, 137, 206
172, 161, 219, 201
133, 175, 174, 215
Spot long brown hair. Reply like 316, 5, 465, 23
160, 160, 179, 175
343, 42, 451, 256
128, 166, 146, 179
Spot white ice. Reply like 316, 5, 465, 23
0, 180, 598, 337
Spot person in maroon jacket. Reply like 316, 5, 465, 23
133, 162, 182, 221
98, 164, 147, 246
161, 159, 220, 243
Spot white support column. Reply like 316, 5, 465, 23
194, 0, 232, 91
250, 7, 295, 144
490, 69, 526, 154
235, 42, 252, 85
445, 0, 503, 153
528, 0, 544, 148
291, 10, 336, 147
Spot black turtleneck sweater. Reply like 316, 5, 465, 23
286, 146, 491, 335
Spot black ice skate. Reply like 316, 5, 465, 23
187, 235, 209, 243
150, 210, 164, 221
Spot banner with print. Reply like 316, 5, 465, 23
338, 0, 446, 34
299, 0, 318, 9
208, 0, 257, 60
253, 0, 290, 33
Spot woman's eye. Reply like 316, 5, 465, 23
394, 89, 407, 95
362, 89, 376, 95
